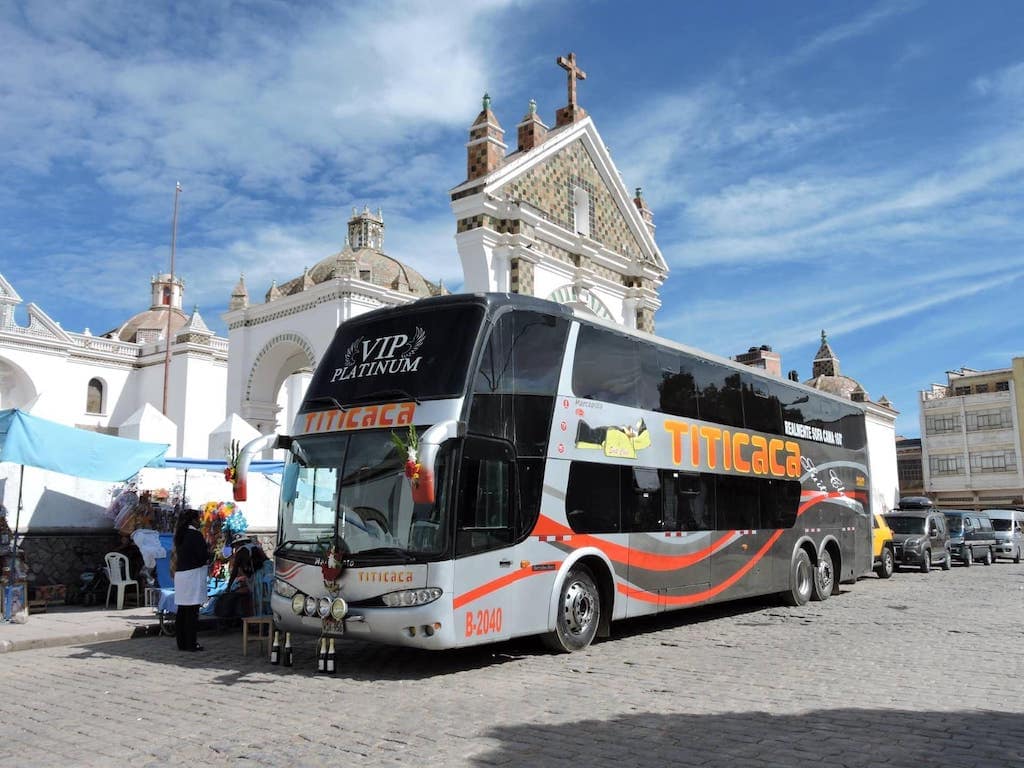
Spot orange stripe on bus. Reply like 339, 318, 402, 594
619, 529, 785, 606
534, 514, 743, 572
453, 562, 562, 610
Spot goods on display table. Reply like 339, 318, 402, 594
1, 506, 28, 623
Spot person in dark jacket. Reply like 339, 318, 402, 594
173, 509, 210, 652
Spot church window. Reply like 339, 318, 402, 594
573, 186, 591, 237
359, 269, 372, 281
162, 287, 171, 306
86, 378, 105, 414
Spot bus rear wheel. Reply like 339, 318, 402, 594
811, 549, 835, 602
543, 566, 600, 653
783, 549, 812, 607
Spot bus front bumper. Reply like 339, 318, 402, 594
270, 592, 457, 649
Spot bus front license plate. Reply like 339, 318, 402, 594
322, 618, 345, 636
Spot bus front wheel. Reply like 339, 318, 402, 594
544, 565, 600, 653
783, 549, 812, 607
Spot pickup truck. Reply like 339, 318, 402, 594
943, 510, 997, 566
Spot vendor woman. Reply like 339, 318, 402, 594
172, 509, 209, 652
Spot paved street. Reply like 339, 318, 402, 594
2, 561, 1023, 768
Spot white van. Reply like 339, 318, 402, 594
983, 509, 1023, 563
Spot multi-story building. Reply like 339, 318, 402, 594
919, 359, 1024, 509
895, 437, 924, 498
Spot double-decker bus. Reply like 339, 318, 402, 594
235, 293, 871, 652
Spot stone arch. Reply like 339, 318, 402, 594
546, 284, 614, 320
0, 357, 38, 411
245, 332, 317, 407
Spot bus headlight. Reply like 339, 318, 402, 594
381, 587, 443, 607
291, 593, 306, 615
330, 597, 348, 621
274, 580, 298, 599
304, 595, 318, 616
317, 597, 332, 618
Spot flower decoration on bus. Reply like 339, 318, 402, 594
321, 544, 344, 589
390, 425, 422, 484
224, 439, 240, 483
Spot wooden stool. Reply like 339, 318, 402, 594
241, 615, 274, 657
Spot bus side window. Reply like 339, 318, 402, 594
715, 475, 760, 530
671, 472, 714, 532
456, 438, 515, 556
566, 461, 622, 533
629, 467, 662, 531
760, 479, 800, 529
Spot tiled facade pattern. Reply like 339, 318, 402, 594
498, 139, 645, 264
510, 258, 534, 295
637, 306, 655, 333
467, 108, 506, 181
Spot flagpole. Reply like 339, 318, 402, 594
162, 182, 181, 416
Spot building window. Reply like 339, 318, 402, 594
929, 455, 964, 476
995, 380, 1010, 392
925, 414, 961, 434
969, 451, 1017, 474
897, 458, 923, 488
975, 383, 989, 394
966, 408, 1012, 431
573, 186, 591, 237
86, 378, 104, 414
954, 386, 970, 396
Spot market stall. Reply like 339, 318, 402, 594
0, 408, 168, 622
136, 458, 281, 633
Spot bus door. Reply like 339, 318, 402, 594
712, 476, 770, 600
452, 436, 516, 645
628, 469, 712, 614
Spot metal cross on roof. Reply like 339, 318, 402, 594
557, 52, 587, 109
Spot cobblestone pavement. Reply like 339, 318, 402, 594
2, 561, 1023, 767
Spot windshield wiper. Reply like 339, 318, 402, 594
352, 547, 419, 562
304, 395, 348, 411
349, 388, 421, 406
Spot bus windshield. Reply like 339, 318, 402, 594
279, 430, 448, 559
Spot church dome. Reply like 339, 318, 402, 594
109, 306, 188, 343
803, 372, 864, 400
273, 207, 445, 300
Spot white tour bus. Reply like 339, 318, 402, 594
234, 293, 872, 652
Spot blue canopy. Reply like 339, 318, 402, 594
0, 408, 169, 482
160, 457, 284, 474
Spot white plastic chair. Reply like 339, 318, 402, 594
104, 551, 140, 610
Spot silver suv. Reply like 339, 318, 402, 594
984, 509, 1023, 563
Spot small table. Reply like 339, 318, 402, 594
241, 615, 274, 657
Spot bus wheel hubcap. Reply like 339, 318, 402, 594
563, 581, 595, 635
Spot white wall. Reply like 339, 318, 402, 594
866, 406, 899, 515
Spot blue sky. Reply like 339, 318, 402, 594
1, 0, 1022, 438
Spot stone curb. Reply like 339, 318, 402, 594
0, 622, 163, 654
